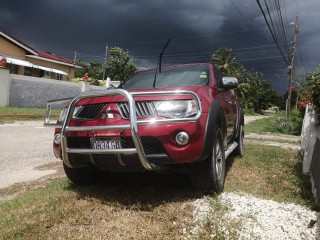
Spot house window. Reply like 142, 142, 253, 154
45, 71, 51, 78
56, 73, 62, 80
7, 64, 18, 74
24, 67, 32, 76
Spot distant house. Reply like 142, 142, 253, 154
0, 29, 80, 81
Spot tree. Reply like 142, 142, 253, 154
211, 48, 283, 112
104, 47, 137, 83
74, 60, 103, 81
211, 48, 242, 76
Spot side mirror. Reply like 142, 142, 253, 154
222, 77, 238, 89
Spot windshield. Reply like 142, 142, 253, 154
122, 64, 209, 90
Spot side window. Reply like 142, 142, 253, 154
213, 68, 223, 88
24, 67, 32, 76
56, 73, 62, 80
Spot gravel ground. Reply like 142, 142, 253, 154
186, 115, 319, 239
191, 193, 319, 239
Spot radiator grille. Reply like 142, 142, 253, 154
74, 103, 106, 120
117, 102, 156, 119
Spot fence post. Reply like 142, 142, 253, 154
0, 68, 11, 107
80, 81, 90, 92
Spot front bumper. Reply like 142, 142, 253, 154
45, 89, 203, 170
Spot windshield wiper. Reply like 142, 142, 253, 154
152, 38, 171, 88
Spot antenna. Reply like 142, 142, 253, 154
153, 39, 171, 88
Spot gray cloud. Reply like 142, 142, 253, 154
0, 0, 319, 94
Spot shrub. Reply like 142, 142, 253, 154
272, 110, 303, 135
298, 68, 320, 123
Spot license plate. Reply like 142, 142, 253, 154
91, 138, 121, 150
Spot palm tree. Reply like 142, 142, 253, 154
211, 48, 241, 76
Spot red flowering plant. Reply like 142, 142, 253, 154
299, 68, 320, 123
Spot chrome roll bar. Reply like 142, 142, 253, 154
44, 89, 202, 170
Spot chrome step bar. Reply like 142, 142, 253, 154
44, 89, 202, 170
225, 141, 238, 159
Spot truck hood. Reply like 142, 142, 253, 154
126, 85, 201, 93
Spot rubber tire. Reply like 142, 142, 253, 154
235, 124, 244, 157
63, 163, 101, 185
190, 128, 226, 193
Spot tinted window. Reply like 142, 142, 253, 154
122, 64, 209, 90
213, 67, 223, 88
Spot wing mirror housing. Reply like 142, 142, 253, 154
222, 77, 238, 89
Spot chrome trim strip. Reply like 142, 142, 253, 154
66, 148, 137, 155
65, 124, 131, 132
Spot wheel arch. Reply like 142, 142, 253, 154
235, 107, 244, 139
198, 100, 227, 161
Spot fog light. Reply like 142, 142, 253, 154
175, 132, 189, 146
54, 133, 61, 144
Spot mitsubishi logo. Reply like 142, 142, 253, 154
101, 106, 114, 119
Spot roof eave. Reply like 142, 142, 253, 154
26, 55, 82, 68
0, 32, 38, 55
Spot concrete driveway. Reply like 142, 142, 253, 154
0, 121, 60, 189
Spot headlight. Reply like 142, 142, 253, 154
58, 108, 68, 123
154, 100, 198, 118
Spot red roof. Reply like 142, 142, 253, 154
0, 28, 78, 67
36, 50, 75, 65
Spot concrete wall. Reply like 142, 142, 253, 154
0, 68, 11, 107
8, 74, 105, 108
301, 105, 320, 203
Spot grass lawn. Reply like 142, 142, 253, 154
245, 116, 275, 134
245, 110, 303, 136
225, 144, 311, 206
0, 108, 312, 239
0, 144, 312, 239
0, 107, 60, 124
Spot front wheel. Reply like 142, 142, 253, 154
63, 163, 101, 185
190, 128, 226, 193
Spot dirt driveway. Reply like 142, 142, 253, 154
0, 121, 60, 189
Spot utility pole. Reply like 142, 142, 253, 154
73, 51, 77, 66
102, 43, 108, 80
287, 16, 299, 120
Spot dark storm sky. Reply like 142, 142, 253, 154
1, 0, 320, 94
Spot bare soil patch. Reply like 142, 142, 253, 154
245, 132, 301, 150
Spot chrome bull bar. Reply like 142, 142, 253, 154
44, 89, 202, 170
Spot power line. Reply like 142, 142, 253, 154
237, 55, 283, 62
230, 0, 252, 30
133, 55, 283, 63
108, 25, 292, 45
133, 43, 288, 59
256, 0, 289, 65
230, 0, 268, 45
274, 0, 290, 54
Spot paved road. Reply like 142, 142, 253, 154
0, 121, 59, 189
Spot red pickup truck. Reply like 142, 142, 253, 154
45, 63, 243, 193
